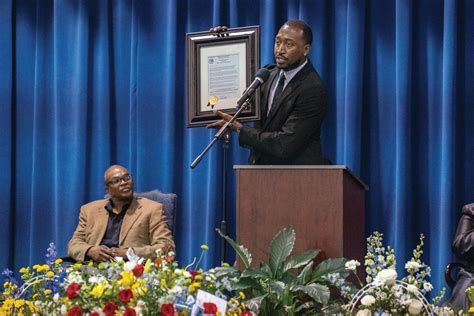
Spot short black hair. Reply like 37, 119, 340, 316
284, 20, 313, 45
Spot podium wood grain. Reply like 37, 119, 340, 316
234, 165, 367, 267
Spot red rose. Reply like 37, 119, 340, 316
67, 306, 83, 316
103, 301, 118, 316
66, 282, 81, 299
240, 311, 252, 316
203, 302, 218, 314
161, 303, 175, 316
90, 312, 100, 316
133, 264, 144, 277
190, 270, 200, 281
118, 288, 134, 303
123, 307, 137, 316
155, 258, 162, 266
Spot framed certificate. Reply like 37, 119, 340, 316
186, 26, 260, 127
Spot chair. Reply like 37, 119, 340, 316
445, 262, 467, 289
134, 189, 177, 235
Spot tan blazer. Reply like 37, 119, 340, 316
68, 197, 174, 261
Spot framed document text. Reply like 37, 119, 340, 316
186, 26, 260, 127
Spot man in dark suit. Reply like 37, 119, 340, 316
209, 20, 328, 165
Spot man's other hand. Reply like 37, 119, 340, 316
206, 110, 242, 131
110, 247, 128, 258
86, 245, 114, 262
209, 26, 229, 37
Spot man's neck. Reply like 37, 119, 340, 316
110, 197, 132, 214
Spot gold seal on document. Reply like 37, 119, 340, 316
208, 95, 219, 108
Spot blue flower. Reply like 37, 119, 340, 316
1, 268, 13, 278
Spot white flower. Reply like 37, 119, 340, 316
182, 271, 191, 278
405, 261, 421, 272
361, 295, 376, 306
423, 282, 433, 292
356, 309, 371, 316
53, 293, 59, 302
345, 260, 361, 271
124, 261, 136, 272
375, 268, 397, 285
408, 299, 423, 314
407, 284, 419, 294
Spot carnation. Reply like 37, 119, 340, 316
345, 260, 361, 271
361, 295, 376, 306
408, 299, 423, 314
406, 284, 418, 293
404, 261, 420, 272
375, 268, 397, 286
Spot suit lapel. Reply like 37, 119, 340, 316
262, 70, 280, 122
263, 61, 312, 128
119, 198, 142, 244
91, 203, 109, 246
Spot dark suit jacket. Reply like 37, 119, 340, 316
447, 203, 474, 309
68, 197, 174, 261
239, 60, 328, 165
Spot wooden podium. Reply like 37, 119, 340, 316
234, 165, 368, 266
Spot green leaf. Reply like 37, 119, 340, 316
229, 277, 258, 290
269, 227, 295, 278
284, 250, 319, 272
242, 267, 271, 279
245, 294, 267, 314
293, 283, 330, 304
216, 228, 252, 269
297, 261, 314, 285
311, 258, 347, 281
268, 280, 286, 297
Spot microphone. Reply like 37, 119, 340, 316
236, 68, 271, 107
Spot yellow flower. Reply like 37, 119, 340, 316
55, 258, 63, 264
90, 282, 107, 298
32, 280, 41, 285
144, 259, 152, 273
469, 307, 474, 313
46, 271, 54, 278
44, 289, 52, 295
32, 264, 40, 271
160, 278, 168, 289
14, 299, 26, 308
19, 267, 29, 274
3, 281, 10, 288
201, 244, 209, 250
41, 264, 50, 271
188, 282, 201, 293
238, 291, 246, 300
194, 275, 203, 281
118, 271, 135, 288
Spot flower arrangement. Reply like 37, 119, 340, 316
1, 243, 248, 316
345, 232, 451, 315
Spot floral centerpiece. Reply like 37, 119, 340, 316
1, 243, 248, 316
344, 232, 452, 315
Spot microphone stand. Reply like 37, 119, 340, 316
190, 99, 251, 264
190, 99, 251, 169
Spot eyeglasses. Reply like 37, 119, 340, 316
107, 174, 132, 186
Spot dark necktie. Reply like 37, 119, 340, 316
268, 73, 286, 115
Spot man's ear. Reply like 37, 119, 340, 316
304, 44, 311, 56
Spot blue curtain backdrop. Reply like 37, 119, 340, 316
1, 0, 473, 297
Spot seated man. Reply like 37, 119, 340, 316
447, 203, 474, 310
68, 164, 174, 262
